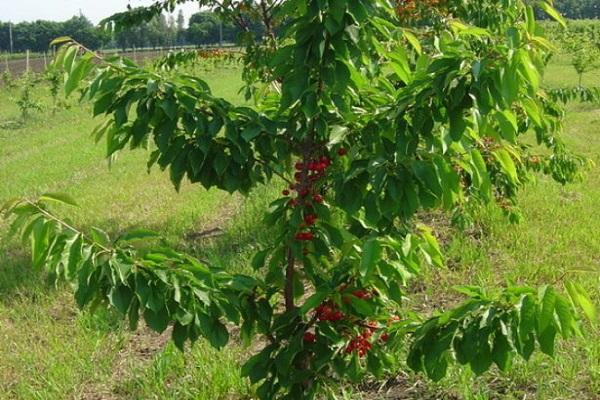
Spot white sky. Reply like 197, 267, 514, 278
1, 0, 202, 24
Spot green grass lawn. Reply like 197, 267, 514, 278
0, 56, 599, 399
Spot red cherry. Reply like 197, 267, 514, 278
295, 232, 314, 241
329, 311, 344, 321
294, 172, 302, 181
352, 290, 371, 299
289, 199, 299, 207
282, 189, 290, 196
303, 332, 317, 344
380, 333, 389, 342
312, 194, 324, 204
295, 162, 304, 171
304, 214, 317, 226
338, 148, 348, 156
299, 188, 310, 197
320, 156, 331, 166
317, 305, 332, 321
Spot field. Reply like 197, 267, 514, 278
2, 51, 170, 76
1, 47, 237, 77
0, 53, 599, 399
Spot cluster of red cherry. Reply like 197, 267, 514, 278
283, 148, 348, 242
346, 321, 392, 357
315, 303, 345, 322
345, 331, 373, 357
302, 287, 399, 358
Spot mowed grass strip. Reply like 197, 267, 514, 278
0, 57, 599, 399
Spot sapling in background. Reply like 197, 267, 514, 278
15, 73, 43, 123
562, 31, 600, 86
1, 69, 15, 89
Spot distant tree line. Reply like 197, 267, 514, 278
537, 0, 599, 19
113, 11, 185, 50
186, 12, 264, 46
0, 10, 265, 54
0, 16, 107, 53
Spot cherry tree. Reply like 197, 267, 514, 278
2, 0, 595, 398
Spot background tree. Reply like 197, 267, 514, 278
563, 32, 600, 86
536, 0, 600, 19
176, 10, 187, 45
0, 16, 107, 52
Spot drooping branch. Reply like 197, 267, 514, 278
1, 196, 265, 351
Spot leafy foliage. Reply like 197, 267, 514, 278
548, 86, 600, 104
0, 196, 263, 351
15, 73, 43, 121
2, 0, 597, 399
408, 285, 590, 380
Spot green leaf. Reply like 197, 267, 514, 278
251, 249, 269, 271
403, 30, 422, 55
50, 36, 73, 46
517, 50, 541, 91
172, 322, 188, 352
470, 331, 493, 375
565, 282, 597, 322
492, 329, 513, 371
496, 110, 518, 143
538, 286, 557, 333
65, 56, 90, 97
144, 307, 170, 333
241, 346, 273, 384
300, 291, 328, 315
537, 326, 557, 356
109, 285, 133, 314
521, 98, 542, 127
554, 295, 577, 338
449, 111, 467, 141
492, 149, 519, 185
39, 193, 79, 207
31, 219, 50, 268
90, 227, 111, 247
198, 314, 229, 349
537, 1, 566, 28
349, 297, 375, 316
360, 238, 381, 278
389, 48, 412, 84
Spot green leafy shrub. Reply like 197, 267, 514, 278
15, 73, 43, 122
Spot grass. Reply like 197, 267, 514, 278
0, 55, 599, 400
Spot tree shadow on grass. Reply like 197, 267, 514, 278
0, 245, 52, 304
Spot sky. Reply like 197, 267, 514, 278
1, 0, 202, 25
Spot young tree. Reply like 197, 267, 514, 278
3, 0, 595, 399
562, 31, 600, 86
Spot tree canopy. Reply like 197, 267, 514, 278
0, 16, 107, 53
